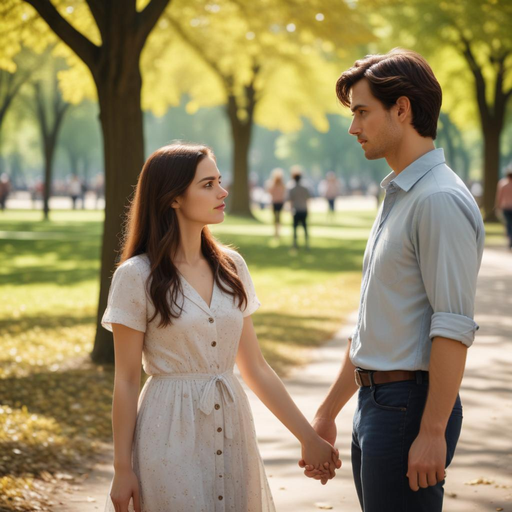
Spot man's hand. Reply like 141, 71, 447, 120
298, 416, 340, 485
406, 431, 446, 491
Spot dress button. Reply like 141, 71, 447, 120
217, 427, 222, 433
214, 403, 220, 410
217, 450, 222, 455
208, 317, 214, 323
218, 496, 223, 500
211, 341, 217, 347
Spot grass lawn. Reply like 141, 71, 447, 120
0, 207, 373, 511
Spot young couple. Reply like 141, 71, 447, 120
102, 49, 484, 512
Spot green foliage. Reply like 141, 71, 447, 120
360, 0, 512, 129
143, 0, 374, 133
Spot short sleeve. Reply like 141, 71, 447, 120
101, 260, 147, 333
229, 251, 261, 317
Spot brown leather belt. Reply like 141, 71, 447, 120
354, 368, 428, 387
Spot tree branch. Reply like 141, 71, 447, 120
23, 0, 99, 70
458, 33, 491, 125
165, 14, 233, 92
136, 0, 172, 50
84, 0, 106, 40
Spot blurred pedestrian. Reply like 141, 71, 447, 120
0, 173, 11, 211
266, 168, 287, 239
69, 175, 82, 210
80, 179, 87, 209
94, 174, 105, 209
319, 172, 341, 221
288, 165, 311, 249
496, 165, 512, 250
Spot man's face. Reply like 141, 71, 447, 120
348, 78, 401, 160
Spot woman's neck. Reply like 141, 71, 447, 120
173, 221, 204, 265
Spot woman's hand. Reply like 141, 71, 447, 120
301, 434, 340, 485
110, 468, 141, 512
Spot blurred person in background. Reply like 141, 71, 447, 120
496, 164, 512, 250
94, 174, 105, 209
69, 174, 82, 210
266, 168, 287, 239
319, 171, 341, 221
0, 173, 11, 211
288, 165, 311, 249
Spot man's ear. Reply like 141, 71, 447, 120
395, 96, 411, 123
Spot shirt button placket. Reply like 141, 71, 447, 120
209, 315, 225, 511
214, 399, 225, 512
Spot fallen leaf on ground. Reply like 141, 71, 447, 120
315, 504, 333, 510
465, 477, 494, 486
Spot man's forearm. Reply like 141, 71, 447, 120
316, 341, 358, 420
420, 337, 467, 435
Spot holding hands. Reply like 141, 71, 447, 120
299, 416, 341, 485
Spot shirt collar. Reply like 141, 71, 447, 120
380, 148, 445, 193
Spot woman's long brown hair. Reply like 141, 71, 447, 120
119, 143, 247, 327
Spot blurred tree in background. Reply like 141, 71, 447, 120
147, 0, 372, 215
363, 0, 512, 220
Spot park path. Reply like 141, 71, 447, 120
52, 247, 512, 512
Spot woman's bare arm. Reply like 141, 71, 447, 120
111, 323, 144, 470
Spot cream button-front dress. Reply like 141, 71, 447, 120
101, 249, 276, 512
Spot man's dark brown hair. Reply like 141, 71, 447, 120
336, 48, 442, 139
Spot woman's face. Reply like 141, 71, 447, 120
174, 155, 228, 225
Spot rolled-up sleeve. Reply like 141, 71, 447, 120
415, 191, 481, 347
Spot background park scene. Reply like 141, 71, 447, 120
0, 0, 511, 511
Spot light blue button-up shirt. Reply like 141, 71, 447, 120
350, 148, 485, 371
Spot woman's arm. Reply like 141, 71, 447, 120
299, 340, 358, 483
109, 323, 144, 512
236, 316, 340, 479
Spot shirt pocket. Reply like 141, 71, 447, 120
372, 238, 403, 286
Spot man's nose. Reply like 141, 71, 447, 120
348, 118, 360, 136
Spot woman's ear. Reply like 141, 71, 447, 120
171, 199, 180, 209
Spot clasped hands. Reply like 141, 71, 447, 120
298, 416, 341, 485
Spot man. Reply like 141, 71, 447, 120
300, 49, 484, 511
287, 165, 311, 249
495, 165, 512, 250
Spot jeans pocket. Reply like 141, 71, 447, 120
370, 386, 408, 412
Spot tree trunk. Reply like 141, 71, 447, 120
91, 66, 145, 364
226, 95, 255, 217
482, 124, 501, 222
42, 143, 55, 220
22, 0, 172, 365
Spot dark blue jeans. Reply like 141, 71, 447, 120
351, 378, 463, 512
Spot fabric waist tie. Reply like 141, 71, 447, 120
150, 371, 236, 439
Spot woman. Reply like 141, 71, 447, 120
265, 168, 287, 239
102, 143, 339, 512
